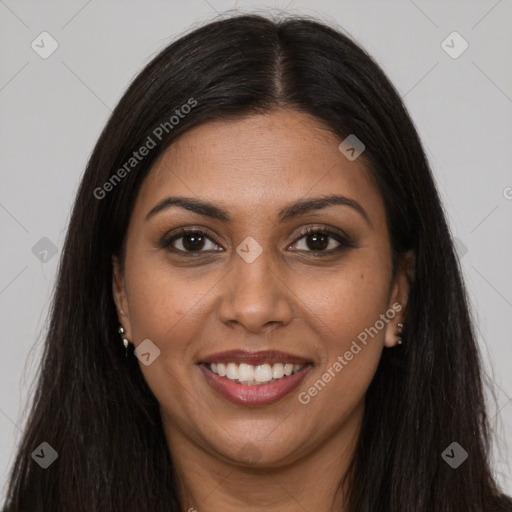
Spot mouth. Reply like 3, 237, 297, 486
197, 350, 314, 406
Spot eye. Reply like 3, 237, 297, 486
160, 226, 356, 256
288, 227, 356, 255
160, 228, 223, 254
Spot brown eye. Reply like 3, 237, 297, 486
303, 232, 330, 251
180, 232, 206, 251
289, 228, 356, 255
161, 229, 223, 254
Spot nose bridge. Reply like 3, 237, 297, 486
218, 234, 294, 331
234, 235, 275, 287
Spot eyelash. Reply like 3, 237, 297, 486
160, 226, 357, 257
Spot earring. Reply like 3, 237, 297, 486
118, 325, 130, 357
397, 323, 404, 345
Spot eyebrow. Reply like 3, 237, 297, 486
145, 194, 372, 226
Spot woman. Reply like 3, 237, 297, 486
3, 13, 511, 512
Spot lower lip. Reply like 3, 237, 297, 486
198, 363, 313, 407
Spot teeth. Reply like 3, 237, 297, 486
254, 364, 273, 382
207, 361, 306, 384
217, 363, 226, 377
226, 362, 238, 380
238, 363, 254, 382
272, 363, 284, 379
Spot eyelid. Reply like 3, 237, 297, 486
292, 225, 353, 244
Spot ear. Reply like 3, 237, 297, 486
112, 255, 132, 339
384, 249, 415, 348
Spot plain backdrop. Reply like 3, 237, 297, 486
1, 0, 511, 500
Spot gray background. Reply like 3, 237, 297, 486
1, 0, 511, 499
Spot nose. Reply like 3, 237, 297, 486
218, 243, 295, 334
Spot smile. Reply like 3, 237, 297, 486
198, 363, 313, 407
197, 349, 313, 406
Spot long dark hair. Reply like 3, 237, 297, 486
3, 12, 510, 512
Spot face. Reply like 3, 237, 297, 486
113, 109, 413, 468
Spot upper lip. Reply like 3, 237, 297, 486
198, 349, 313, 366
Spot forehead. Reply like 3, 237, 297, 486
134, 109, 385, 225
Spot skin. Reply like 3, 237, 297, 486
113, 109, 414, 512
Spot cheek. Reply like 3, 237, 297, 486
295, 259, 390, 387
123, 264, 213, 409
295, 276, 388, 420
125, 260, 214, 342
299, 259, 391, 341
